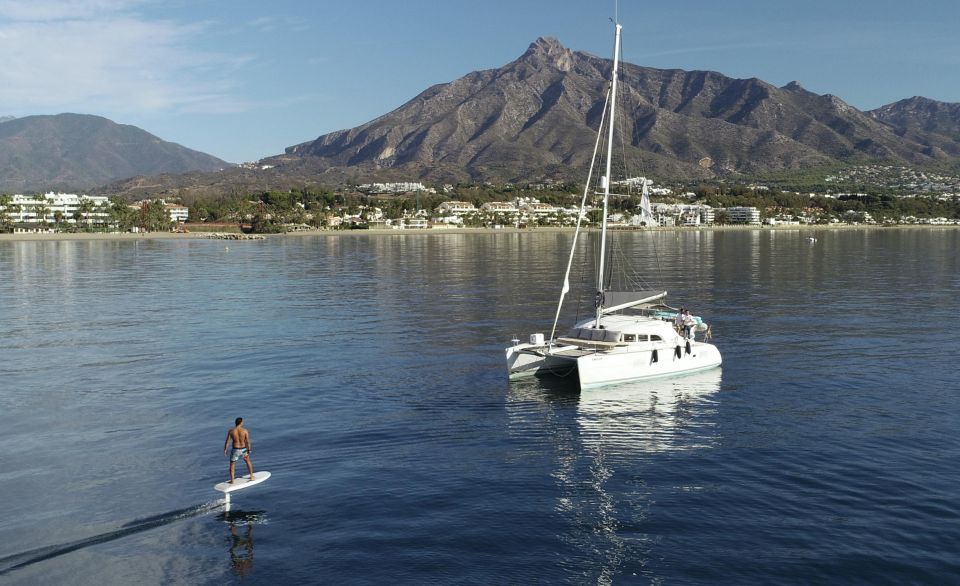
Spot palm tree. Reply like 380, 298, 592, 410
77, 198, 96, 230
33, 197, 51, 228
109, 199, 134, 231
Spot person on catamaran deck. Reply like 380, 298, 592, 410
224, 417, 255, 483
682, 309, 696, 340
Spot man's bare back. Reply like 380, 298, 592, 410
223, 417, 254, 483
227, 426, 249, 449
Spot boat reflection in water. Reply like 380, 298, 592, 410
505, 369, 722, 582
507, 368, 722, 456
575, 368, 722, 455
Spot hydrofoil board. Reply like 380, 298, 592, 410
214, 471, 271, 493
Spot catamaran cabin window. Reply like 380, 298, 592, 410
650, 335, 663, 341
623, 334, 636, 342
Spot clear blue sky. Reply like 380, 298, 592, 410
1, 0, 957, 163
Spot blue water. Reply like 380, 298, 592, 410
1, 228, 958, 584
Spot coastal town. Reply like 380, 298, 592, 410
2, 173, 958, 236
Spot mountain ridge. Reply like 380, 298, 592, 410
270, 37, 960, 183
0, 113, 230, 192
98, 38, 960, 199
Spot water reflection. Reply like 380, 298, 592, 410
506, 370, 722, 583
576, 369, 722, 454
507, 370, 722, 455
219, 510, 267, 578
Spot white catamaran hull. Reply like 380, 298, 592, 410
575, 341, 721, 389
507, 338, 721, 389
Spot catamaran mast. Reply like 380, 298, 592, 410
596, 22, 622, 328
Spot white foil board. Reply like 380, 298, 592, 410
214, 471, 271, 493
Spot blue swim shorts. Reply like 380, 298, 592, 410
230, 447, 249, 462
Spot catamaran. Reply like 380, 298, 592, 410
505, 21, 722, 390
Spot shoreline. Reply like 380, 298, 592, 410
0, 223, 956, 242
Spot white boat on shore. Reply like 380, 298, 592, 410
505, 20, 722, 390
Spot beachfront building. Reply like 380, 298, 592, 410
842, 210, 876, 224
725, 206, 761, 225
165, 204, 189, 223
434, 201, 476, 225
648, 203, 715, 227
2, 193, 111, 228
399, 217, 429, 229
131, 199, 191, 223
518, 201, 559, 216
436, 201, 477, 215
431, 198, 585, 227
480, 202, 519, 214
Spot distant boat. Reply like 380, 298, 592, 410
504, 20, 722, 390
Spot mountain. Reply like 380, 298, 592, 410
265, 37, 960, 183
868, 96, 960, 156
0, 113, 230, 192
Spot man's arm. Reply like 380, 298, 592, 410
224, 431, 231, 455
245, 430, 252, 453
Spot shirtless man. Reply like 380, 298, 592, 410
223, 417, 254, 483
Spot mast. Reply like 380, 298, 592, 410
596, 22, 622, 327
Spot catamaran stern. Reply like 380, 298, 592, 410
506, 339, 579, 379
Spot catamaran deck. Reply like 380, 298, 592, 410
548, 347, 598, 358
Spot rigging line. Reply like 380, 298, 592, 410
549, 86, 612, 343
652, 226, 665, 289
614, 68, 632, 196
613, 30, 637, 200
574, 241, 587, 326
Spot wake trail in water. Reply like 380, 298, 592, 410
0, 500, 224, 576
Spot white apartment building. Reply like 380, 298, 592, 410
436, 201, 477, 214
131, 199, 191, 223
725, 206, 761, 225
165, 204, 189, 223
2, 192, 111, 226
399, 217, 429, 229
358, 182, 431, 194
519, 202, 559, 216
480, 202, 519, 214
650, 203, 715, 226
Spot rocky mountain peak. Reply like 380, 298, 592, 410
520, 37, 575, 72
262, 38, 960, 185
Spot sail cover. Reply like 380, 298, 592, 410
640, 181, 652, 218
601, 290, 667, 314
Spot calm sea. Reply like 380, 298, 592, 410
1, 228, 958, 585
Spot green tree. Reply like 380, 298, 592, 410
0, 194, 12, 232
76, 198, 97, 231
33, 197, 51, 228
109, 200, 136, 231
141, 200, 173, 232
